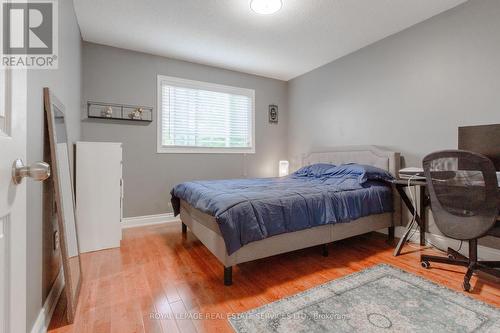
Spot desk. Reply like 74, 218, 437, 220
388, 179, 429, 256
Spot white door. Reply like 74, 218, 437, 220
0, 66, 27, 332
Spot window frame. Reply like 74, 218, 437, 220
156, 75, 256, 154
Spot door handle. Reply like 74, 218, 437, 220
12, 159, 51, 184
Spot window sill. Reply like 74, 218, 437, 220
157, 146, 255, 154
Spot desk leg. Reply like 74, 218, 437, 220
393, 185, 425, 256
394, 220, 416, 256
419, 187, 426, 246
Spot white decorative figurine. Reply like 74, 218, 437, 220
130, 107, 144, 120
103, 106, 113, 118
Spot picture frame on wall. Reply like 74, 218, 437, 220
269, 104, 278, 124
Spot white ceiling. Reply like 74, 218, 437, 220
73, 0, 467, 81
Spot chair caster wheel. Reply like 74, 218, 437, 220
463, 281, 471, 292
421, 261, 430, 269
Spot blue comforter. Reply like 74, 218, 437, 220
171, 164, 394, 255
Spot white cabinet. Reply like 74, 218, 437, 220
76, 142, 123, 253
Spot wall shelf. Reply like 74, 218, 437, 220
87, 101, 153, 122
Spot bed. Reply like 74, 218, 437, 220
172, 146, 401, 285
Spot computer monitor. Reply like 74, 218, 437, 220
458, 124, 500, 171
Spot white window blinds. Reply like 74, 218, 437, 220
158, 76, 255, 153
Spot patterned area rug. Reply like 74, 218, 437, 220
229, 264, 500, 333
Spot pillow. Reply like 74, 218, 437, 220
327, 163, 394, 183
292, 163, 336, 178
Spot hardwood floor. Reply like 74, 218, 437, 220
49, 222, 500, 333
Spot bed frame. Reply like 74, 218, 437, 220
180, 145, 401, 285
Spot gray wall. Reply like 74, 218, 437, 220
26, 0, 82, 329
289, 0, 500, 167
82, 43, 288, 217
287, 0, 500, 247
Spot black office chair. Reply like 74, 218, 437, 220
421, 150, 500, 292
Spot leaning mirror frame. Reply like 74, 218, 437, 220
44, 87, 82, 323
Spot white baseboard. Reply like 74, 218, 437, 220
122, 213, 179, 229
377, 227, 500, 261
30, 269, 65, 333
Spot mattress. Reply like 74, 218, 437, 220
171, 167, 394, 255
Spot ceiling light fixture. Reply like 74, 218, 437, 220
250, 0, 283, 15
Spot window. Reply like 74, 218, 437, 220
157, 75, 255, 153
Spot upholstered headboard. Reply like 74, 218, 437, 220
302, 145, 402, 226
302, 145, 400, 177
